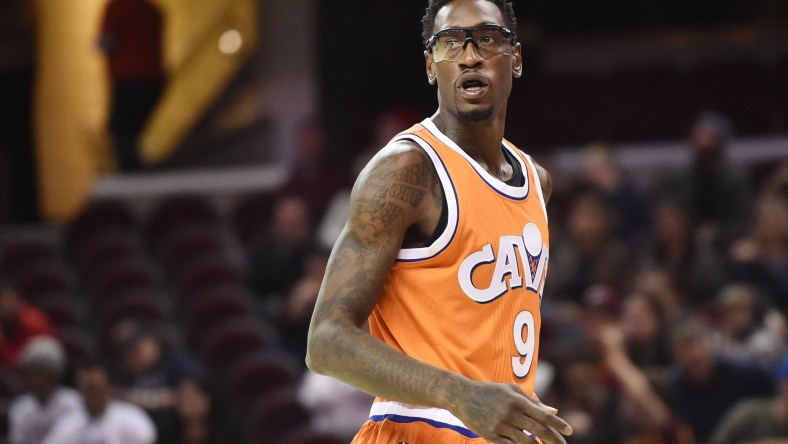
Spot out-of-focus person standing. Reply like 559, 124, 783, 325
98, 0, 165, 172
43, 363, 156, 444
8, 337, 81, 444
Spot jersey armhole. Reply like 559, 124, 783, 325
520, 152, 549, 222
394, 135, 459, 262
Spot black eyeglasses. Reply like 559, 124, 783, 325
426, 24, 516, 63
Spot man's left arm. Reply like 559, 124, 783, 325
533, 161, 553, 204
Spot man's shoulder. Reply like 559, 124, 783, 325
720, 398, 775, 428
9, 393, 37, 417
357, 138, 437, 184
53, 387, 82, 407
107, 399, 150, 419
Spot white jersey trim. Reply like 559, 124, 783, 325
520, 151, 549, 222
420, 118, 530, 200
369, 401, 478, 438
394, 134, 460, 262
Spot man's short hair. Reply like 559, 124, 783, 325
692, 110, 734, 147
421, 0, 518, 44
669, 318, 711, 348
19, 336, 67, 375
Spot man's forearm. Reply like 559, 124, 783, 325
307, 319, 469, 412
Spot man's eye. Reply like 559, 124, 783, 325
442, 39, 459, 49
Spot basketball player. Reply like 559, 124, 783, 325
306, 1, 573, 443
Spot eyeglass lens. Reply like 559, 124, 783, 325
432, 27, 511, 62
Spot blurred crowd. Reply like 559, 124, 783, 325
539, 111, 788, 444
0, 107, 786, 444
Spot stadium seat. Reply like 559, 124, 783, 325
73, 229, 144, 283
223, 351, 300, 407
56, 327, 95, 366
246, 387, 311, 444
231, 191, 278, 245
88, 259, 158, 307
156, 223, 227, 276
97, 292, 165, 338
67, 199, 137, 247
11, 260, 73, 299
146, 196, 217, 244
0, 237, 59, 279
184, 286, 254, 341
198, 317, 277, 372
30, 295, 85, 329
18, 289, 71, 307
174, 255, 241, 300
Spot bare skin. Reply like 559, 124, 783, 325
306, 1, 570, 443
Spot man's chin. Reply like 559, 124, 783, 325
457, 105, 494, 123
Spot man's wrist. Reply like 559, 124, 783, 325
435, 372, 471, 412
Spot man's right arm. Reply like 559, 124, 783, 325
306, 142, 571, 444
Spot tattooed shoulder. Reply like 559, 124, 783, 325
351, 142, 440, 236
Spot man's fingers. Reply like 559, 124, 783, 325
513, 395, 573, 436
497, 425, 535, 444
538, 402, 559, 416
509, 414, 566, 444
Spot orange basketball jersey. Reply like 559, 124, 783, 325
354, 118, 550, 443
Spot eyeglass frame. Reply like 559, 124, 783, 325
425, 24, 517, 61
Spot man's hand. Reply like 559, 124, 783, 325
452, 381, 572, 444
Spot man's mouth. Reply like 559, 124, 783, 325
462, 80, 485, 91
456, 72, 491, 99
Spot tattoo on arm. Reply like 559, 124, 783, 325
308, 148, 465, 409
314, 149, 436, 323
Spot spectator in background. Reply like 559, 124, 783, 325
43, 363, 156, 444
279, 118, 346, 221
298, 371, 375, 443
709, 353, 788, 444
547, 353, 608, 444
633, 268, 686, 326
316, 149, 376, 250
661, 111, 752, 246
9, 337, 80, 444
276, 247, 330, 361
711, 284, 786, 370
594, 324, 694, 444
316, 105, 424, 250
0, 278, 54, 366
577, 143, 650, 242
110, 320, 206, 444
549, 191, 632, 302
729, 192, 788, 314
640, 198, 725, 307
619, 292, 673, 373
173, 378, 236, 444
99, 0, 166, 172
668, 319, 775, 442
247, 195, 313, 302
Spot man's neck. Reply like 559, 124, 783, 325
431, 111, 510, 180
35, 387, 57, 405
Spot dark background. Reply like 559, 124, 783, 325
1, 0, 787, 221
317, 0, 788, 155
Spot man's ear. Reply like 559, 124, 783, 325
512, 42, 523, 78
425, 50, 437, 85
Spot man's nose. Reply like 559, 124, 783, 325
457, 38, 483, 68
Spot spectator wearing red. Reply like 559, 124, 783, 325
0, 278, 54, 366
99, 0, 166, 172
